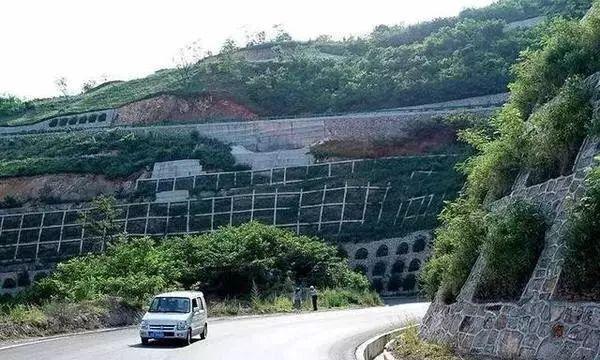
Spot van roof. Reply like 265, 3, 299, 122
154, 291, 204, 298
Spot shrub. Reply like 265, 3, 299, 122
17, 272, 31, 288
559, 167, 600, 299
475, 201, 546, 301
526, 77, 592, 182
30, 237, 182, 306
26, 223, 371, 305
0, 95, 30, 117
169, 222, 370, 296
387, 274, 402, 291
0, 195, 22, 209
403, 274, 417, 291
420, 199, 486, 302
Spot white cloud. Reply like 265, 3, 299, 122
0, 0, 495, 99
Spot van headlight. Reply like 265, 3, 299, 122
176, 321, 188, 330
140, 321, 149, 330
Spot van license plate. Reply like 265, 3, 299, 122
149, 332, 164, 338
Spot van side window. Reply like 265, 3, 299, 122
197, 297, 204, 310
192, 298, 198, 309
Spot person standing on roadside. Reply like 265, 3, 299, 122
293, 287, 303, 312
309, 286, 318, 311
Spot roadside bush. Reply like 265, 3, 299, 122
559, 167, 600, 300
0, 297, 142, 339
24, 223, 370, 306
0, 195, 22, 209
207, 288, 381, 317
169, 222, 370, 296
474, 201, 546, 301
391, 325, 459, 360
29, 237, 182, 306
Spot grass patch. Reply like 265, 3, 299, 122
0, 297, 141, 339
391, 326, 462, 360
208, 288, 381, 317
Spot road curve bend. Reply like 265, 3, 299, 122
0, 302, 429, 360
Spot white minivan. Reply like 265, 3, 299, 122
139, 291, 208, 345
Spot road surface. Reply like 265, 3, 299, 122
0, 301, 429, 360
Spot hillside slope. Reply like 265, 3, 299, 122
0, 0, 592, 127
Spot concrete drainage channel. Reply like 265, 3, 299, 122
355, 325, 417, 360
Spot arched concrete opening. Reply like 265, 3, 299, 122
355, 248, 368, 260
412, 235, 427, 252
392, 260, 405, 274
376, 245, 389, 257
372, 261, 387, 276
408, 259, 421, 272
397, 242, 409, 255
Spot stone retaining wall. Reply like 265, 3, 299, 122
420, 136, 600, 359
0, 107, 498, 153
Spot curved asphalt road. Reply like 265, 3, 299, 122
0, 301, 428, 360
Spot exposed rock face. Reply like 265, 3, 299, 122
115, 94, 257, 125
0, 173, 138, 205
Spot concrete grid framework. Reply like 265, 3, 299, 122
0, 182, 448, 264
135, 155, 455, 193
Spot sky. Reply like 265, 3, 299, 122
0, 0, 496, 99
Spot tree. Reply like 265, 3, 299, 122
54, 77, 69, 97
173, 39, 207, 89
246, 30, 266, 47
81, 79, 97, 93
273, 24, 292, 42
81, 195, 121, 250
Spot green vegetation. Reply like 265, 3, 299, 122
421, 200, 487, 302
0, 130, 236, 178
422, 1, 600, 301
0, 95, 31, 117
0, 298, 140, 339
391, 326, 461, 360
10, 222, 373, 306
0, 223, 378, 338
209, 288, 381, 317
474, 201, 546, 301
559, 167, 600, 299
1, 0, 592, 126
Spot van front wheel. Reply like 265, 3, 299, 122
141, 337, 149, 345
183, 328, 192, 346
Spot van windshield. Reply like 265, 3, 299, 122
148, 297, 190, 313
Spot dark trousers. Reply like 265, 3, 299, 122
311, 295, 318, 311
